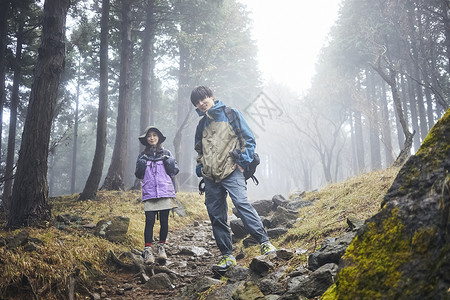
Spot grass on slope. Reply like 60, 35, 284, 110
239, 166, 401, 266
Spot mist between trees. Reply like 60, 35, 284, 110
0, 0, 448, 224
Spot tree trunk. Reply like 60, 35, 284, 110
79, 0, 110, 200
407, 7, 428, 142
367, 69, 381, 170
349, 112, 358, 175
406, 62, 420, 151
48, 152, 55, 196
0, 0, 9, 168
380, 80, 393, 166
354, 75, 365, 173
8, 0, 69, 228
101, 0, 131, 191
70, 62, 80, 194
429, 44, 448, 113
398, 73, 408, 148
3, 23, 23, 206
354, 110, 365, 173
132, 0, 156, 190
371, 58, 414, 167
418, 14, 436, 130
140, 0, 156, 131
174, 40, 192, 176
441, 0, 450, 75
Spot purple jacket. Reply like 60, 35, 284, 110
142, 160, 176, 200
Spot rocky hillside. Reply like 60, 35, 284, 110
322, 108, 450, 299
0, 109, 448, 300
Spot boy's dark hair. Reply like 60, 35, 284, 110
190, 86, 213, 106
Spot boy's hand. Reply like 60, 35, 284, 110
233, 164, 244, 172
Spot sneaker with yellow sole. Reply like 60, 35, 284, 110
260, 241, 277, 255
212, 255, 236, 273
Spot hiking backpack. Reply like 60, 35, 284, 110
224, 106, 260, 185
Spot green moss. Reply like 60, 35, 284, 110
382, 109, 450, 207
411, 227, 436, 254
417, 109, 450, 157
321, 283, 337, 300
396, 166, 420, 195
328, 208, 412, 299
415, 108, 450, 172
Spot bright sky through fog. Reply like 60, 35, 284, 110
239, 0, 342, 95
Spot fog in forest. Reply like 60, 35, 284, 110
1, 0, 448, 205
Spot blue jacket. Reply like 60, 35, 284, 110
194, 100, 256, 182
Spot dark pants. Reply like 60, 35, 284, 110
144, 209, 170, 244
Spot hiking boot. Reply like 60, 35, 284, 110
212, 255, 236, 273
142, 246, 154, 264
156, 243, 167, 265
260, 241, 277, 255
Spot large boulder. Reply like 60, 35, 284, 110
250, 199, 275, 216
268, 206, 298, 228
94, 216, 130, 243
322, 109, 450, 299
308, 232, 356, 271
284, 263, 339, 299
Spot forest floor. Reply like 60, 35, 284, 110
0, 166, 401, 300
95, 220, 223, 300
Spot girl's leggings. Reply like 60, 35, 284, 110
144, 209, 170, 244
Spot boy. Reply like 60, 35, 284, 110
191, 86, 276, 274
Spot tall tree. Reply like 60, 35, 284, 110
79, 0, 110, 200
140, 0, 156, 130
380, 80, 394, 166
172, 0, 260, 175
0, 0, 10, 162
70, 61, 80, 194
7, 0, 69, 228
3, 21, 23, 204
371, 57, 414, 166
101, 0, 131, 191
367, 69, 382, 170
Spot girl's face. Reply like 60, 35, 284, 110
146, 131, 159, 146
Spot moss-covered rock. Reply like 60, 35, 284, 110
322, 109, 450, 299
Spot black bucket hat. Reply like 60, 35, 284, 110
138, 126, 166, 146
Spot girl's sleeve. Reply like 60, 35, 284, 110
135, 153, 147, 179
163, 150, 179, 176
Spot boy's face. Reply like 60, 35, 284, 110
196, 97, 214, 112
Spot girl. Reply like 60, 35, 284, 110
135, 126, 179, 265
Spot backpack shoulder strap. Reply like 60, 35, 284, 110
224, 106, 244, 147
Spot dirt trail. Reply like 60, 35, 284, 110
96, 220, 223, 299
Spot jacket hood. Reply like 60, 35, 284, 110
138, 126, 166, 146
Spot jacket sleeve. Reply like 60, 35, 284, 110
163, 150, 179, 176
194, 117, 206, 177
135, 153, 147, 179
233, 109, 256, 168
